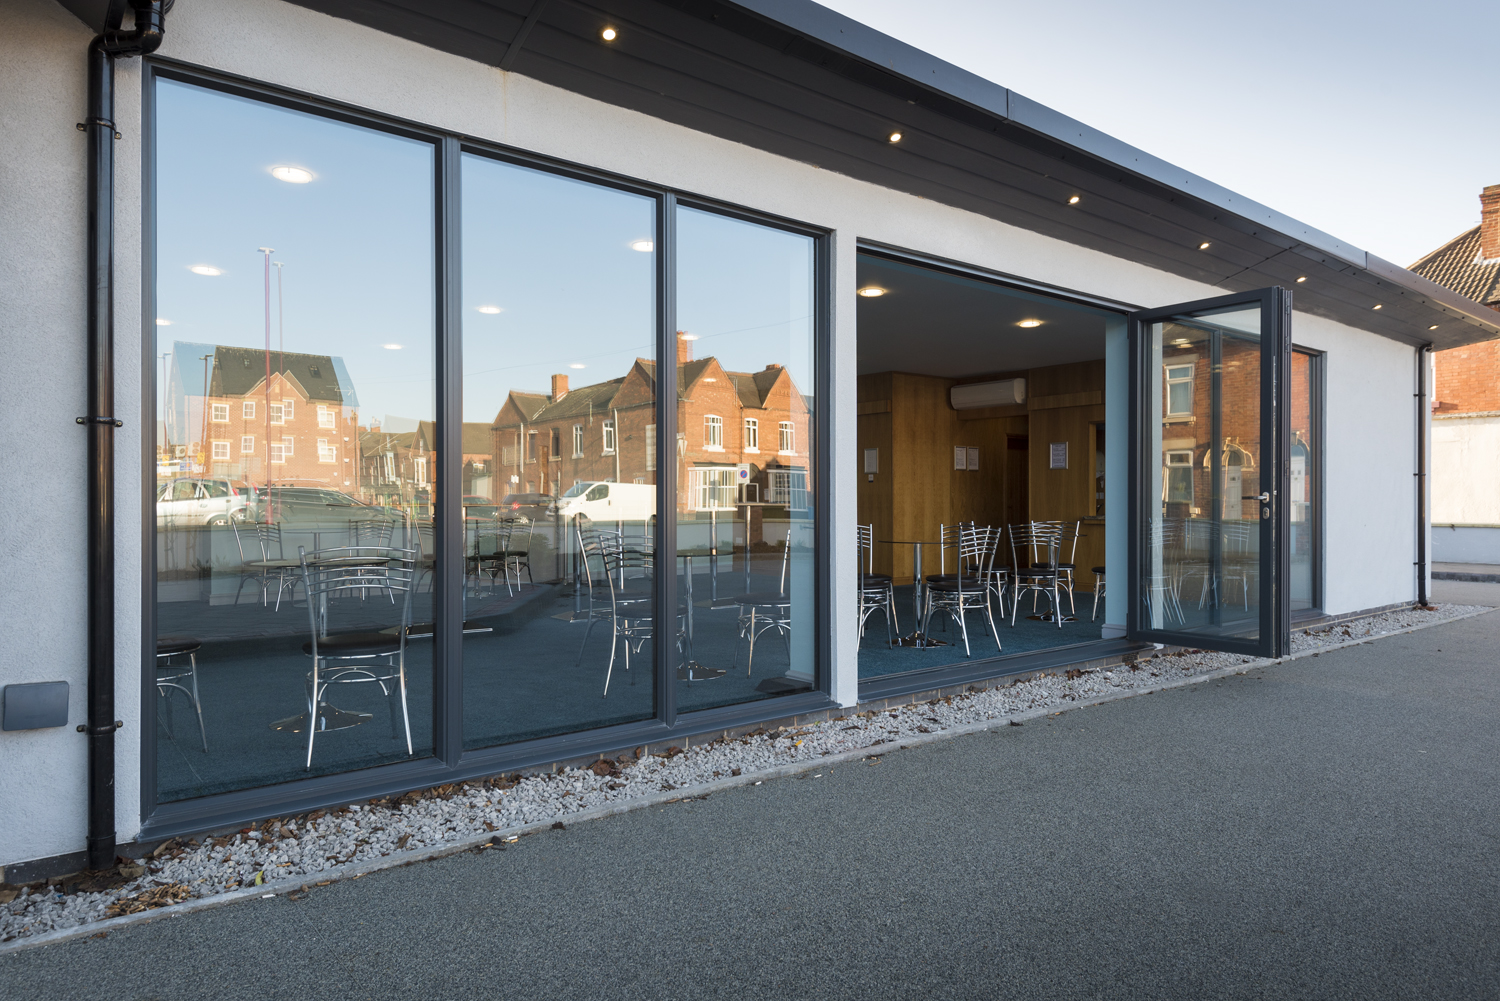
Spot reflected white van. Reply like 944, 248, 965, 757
555, 481, 656, 523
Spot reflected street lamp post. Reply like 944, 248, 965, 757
259, 247, 274, 520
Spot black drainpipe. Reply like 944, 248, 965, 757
79, 0, 166, 873
1416, 344, 1431, 608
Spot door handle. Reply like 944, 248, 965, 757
1256, 492, 1270, 503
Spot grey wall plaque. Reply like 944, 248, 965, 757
2, 682, 70, 731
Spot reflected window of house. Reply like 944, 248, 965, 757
241, 401, 255, 419
210, 403, 228, 422
1165, 449, 1194, 503
571, 424, 583, 458
744, 417, 759, 451
779, 420, 795, 454
602, 419, 616, 454
704, 414, 723, 449
1165, 364, 1194, 416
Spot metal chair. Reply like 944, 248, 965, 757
578, 530, 658, 696
921, 524, 1002, 657
856, 524, 898, 645
1091, 566, 1107, 621
231, 520, 300, 609
499, 518, 536, 592
731, 532, 796, 676
274, 546, 417, 769
156, 635, 207, 753
1142, 521, 1186, 626
574, 519, 651, 667
1008, 522, 1065, 628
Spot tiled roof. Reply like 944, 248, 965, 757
207, 344, 353, 404
1409, 227, 1500, 307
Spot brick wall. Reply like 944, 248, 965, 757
1435, 339, 1500, 415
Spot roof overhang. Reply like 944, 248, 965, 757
277, 0, 1500, 349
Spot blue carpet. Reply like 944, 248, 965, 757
856, 585, 1107, 679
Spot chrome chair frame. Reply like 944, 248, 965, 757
283, 546, 417, 769
1091, 566, 1107, 621
855, 524, 898, 645
156, 636, 207, 753
231, 520, 300, 610
732, 533, 795, 676
580, 531, 659, 696
1008, 523, 1065, 628
920, 524, 1002, 657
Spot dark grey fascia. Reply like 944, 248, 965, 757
53, 0, 130, 33
275, 0, 1499, 346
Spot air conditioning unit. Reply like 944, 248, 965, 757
950, 378, 1026, 410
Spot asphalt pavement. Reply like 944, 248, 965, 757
5, 595, 1500, 1000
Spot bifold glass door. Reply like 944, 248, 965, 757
1129, 288, 1290, 658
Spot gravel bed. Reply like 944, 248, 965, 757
1, 602, 1485, 943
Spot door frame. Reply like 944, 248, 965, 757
1126, 287, 1291, 658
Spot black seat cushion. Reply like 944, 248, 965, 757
1091, 566, 1106, 575
860, 572, 893, 583
926, 577, 984, 593
302, 631, 401, 657
156, 635, 202, 656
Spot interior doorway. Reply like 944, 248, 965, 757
855, 251, 1119, 680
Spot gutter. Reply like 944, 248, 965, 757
1416, 345, 1432, 606
78, 0, 167, 873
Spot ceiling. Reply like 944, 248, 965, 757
223, 0, 1500, 350
856, 255, 1107, 377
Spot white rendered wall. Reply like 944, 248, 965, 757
1432, 415, 1500, 527
0, 0, 144, 873
0, 0, 1422, 866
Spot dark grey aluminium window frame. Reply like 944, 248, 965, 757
1290, 346, 1326, 620
850, 241, 1151, 705
1126, 287, 1292, 660
138, 59, 835, 843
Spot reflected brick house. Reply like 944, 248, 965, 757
488, 333, 811, 512
167, 343, 359, 489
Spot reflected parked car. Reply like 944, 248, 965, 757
155, 477, 252, 527
498, 492, 555, 524
250, 487, 407, 528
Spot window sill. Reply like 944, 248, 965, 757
703, 446, 725, 453
743, 447, 760, 454
1162, 415, 1196, 424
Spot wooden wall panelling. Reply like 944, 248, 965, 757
857, 373, 895, 578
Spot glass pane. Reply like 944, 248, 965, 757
154, 79, 436, 800
675, 207, 816, 708
460, 155, 657, 748
1143, 303, 1262, 642
1290, 351, 1318, 611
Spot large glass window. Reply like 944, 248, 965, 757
460, 154, 657, 749
1290, 350, 1320, 612
153, 78, 436, 800
674, 206, 817, 709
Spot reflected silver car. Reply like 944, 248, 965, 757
155, 478, 252, 527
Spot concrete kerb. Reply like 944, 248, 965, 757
3, 603, 1489, 957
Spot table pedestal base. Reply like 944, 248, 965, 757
270, 704, 371, 733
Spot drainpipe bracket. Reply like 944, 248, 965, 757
76, 416, 124, 427
76, 721, 124, 735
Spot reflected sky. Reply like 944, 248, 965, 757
156, 79, 435, 425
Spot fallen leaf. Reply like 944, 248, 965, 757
730, 768, 742, 777
551, 821, 566, 831
104, 882, 191, 917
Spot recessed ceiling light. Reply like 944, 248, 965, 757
1296, 276, 1307, 283
271, 166, 314, 184
601, 27, 617, 41
383, 343, 403, 350
1068, 195, 1080, 205
857, 287, 886, 297
1172, 338, 1191, 346
155, 318, 172, 326
680, 333, 699, 341
1372, 304, 1382, 310
476, 305, 503, 314
1016, 319, 1043, 328
569, 363, 586, 369
888, 132, 902, 143
630, 240, 654, 252
1198, 242, 1211, 250
189, 265, 222, 276
1429, 324, 1440, 330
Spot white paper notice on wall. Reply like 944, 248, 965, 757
864, 447, 879, 474
954, 446, 967, 470
1049, 442, 1068, 469
967, 447, 979, 471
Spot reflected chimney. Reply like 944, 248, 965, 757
1482, 184, 1500, 263
551, 374, 568, 401
677, 331, 693, 365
